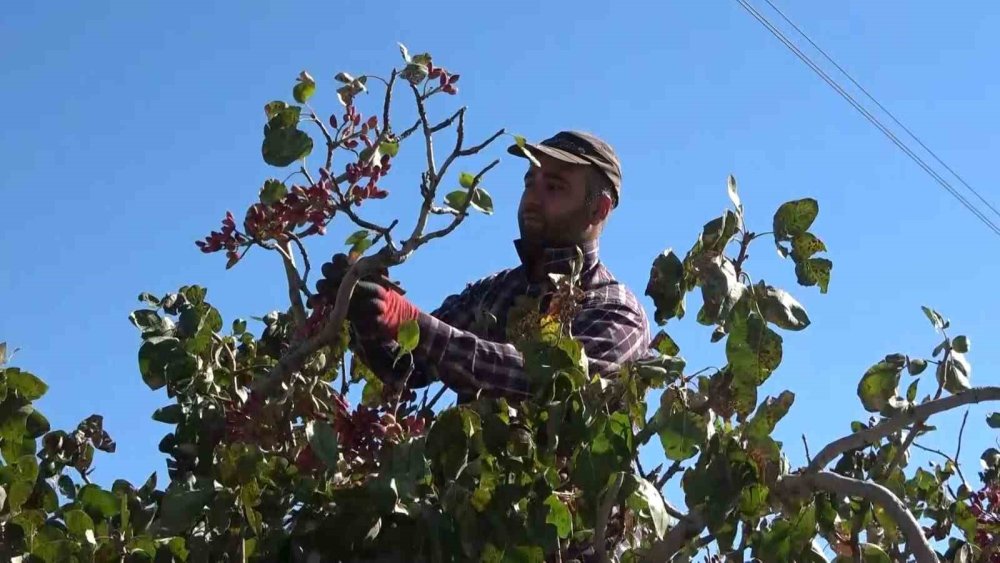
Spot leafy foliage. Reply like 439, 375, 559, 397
2, 46, 996, 563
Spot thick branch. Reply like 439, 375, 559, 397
806, 386, 1000, 472
777, 471, 937, 563
594, 472, 625, 563
642, 512, 705, 563
286, 232, 312, 295
252, 251, 391, 396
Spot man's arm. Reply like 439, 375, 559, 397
413, 292, 651, 399
348, 274, 501, 390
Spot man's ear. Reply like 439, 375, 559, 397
590, 194, 612, 225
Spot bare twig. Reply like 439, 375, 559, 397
806, 386, 1000, 473
424, 384, 448, 412
399, 119, 421, 140
776, 471, 937, 563
594, 472, 625, 563
656, 460, 684, 490
340, 359, 349, 396
382, 70, 396, 134
306, 110, 337, 172
278, 241, 307, 327
411, 83, 437, 180
429, 108, 463, 134
911, 442, 969, 486
418, 159, 501, 244
662, 498, 686, 521
955, 408, 969, 467
286, 232, 312, 296
802, 434, 812, 465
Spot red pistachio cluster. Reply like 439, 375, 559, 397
196, 211, 248, 265
332, 104, 394, 204
244, 181, 336, 240
332, 406, 428, 468
427, 61, 460, 95
971, 484, 1000, 561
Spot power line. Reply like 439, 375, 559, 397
760, 0, 1000, 221
733, 0, 1000, 237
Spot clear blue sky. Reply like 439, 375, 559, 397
2, 0, 998, 497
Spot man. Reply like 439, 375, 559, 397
315, 130, 651, 401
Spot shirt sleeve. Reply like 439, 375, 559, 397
415, 288, 652, 400
348, 274, 500, 390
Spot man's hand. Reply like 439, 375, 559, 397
314, 253, 421, 341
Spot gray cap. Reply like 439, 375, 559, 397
507, 130, 622, 207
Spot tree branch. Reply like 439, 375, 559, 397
911, 442, 969, 486
411, 83, 436, 181
806, 386, 1000, 472
417, 159, 500, 245
776, 471, 937, 563
594, 472, 625, 563
642, 511, 705, 563
276, 241, 306, 327
286, 232, 312, 297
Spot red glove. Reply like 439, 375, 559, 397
315, 254, 420, 340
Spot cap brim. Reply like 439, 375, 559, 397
506, 143, 591, 166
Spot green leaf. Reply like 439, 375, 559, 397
937, 352, 972, 394
655, 405, 707, 461
444, 190, 468, 211
345, 229, 369, 245
25, 408, 49, 438
396, 319, 420, 356
794, 258, 832, 294
626, 477, 672, 539
58, 475, 76, 499
259, 179, 287, 205
78, 485, 120, 519
988, 413, 1000, 429
262, 127, 313, 167
953, 335, 970, 353
738, 484, 770, 519
773, 198, 819, 241
64, 509, 95, 539
727, 311, 784, 385
379, 141, 400, 157
727, 174, 742, 211
757, 284, 811, 331
459, 172, 476, 189
400, 62, 429, 85
694, 255, 744, 325
857, 361, 901, 413
152, 404, 184, 424
155, 483, 215, 535
907, 358, 928, 375
790, 232, 827, 261
906, 380, 919, 402
650, 330, 680, 356
470, 187, 494, 215
544, 494, 572, 539
7, 368, 48, 400
305, 420, 339, 469
0, 341, 6, 365
292, 70, 315, 103
700, 210, 740, 253
921, 305, 947, 331
8, 480, 32, 512
745, 390, 795, 439
264, 100, 288, 120
0, 485, 5, 511
645, 249, 686, 325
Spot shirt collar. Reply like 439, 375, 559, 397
513, 238, 601, 277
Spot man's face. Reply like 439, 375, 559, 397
517, 154, 594, 247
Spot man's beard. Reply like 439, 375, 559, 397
517, 208, 589, 248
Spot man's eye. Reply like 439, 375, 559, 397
548, 183, 563, 191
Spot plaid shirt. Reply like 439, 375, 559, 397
355, 239, 651, 400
